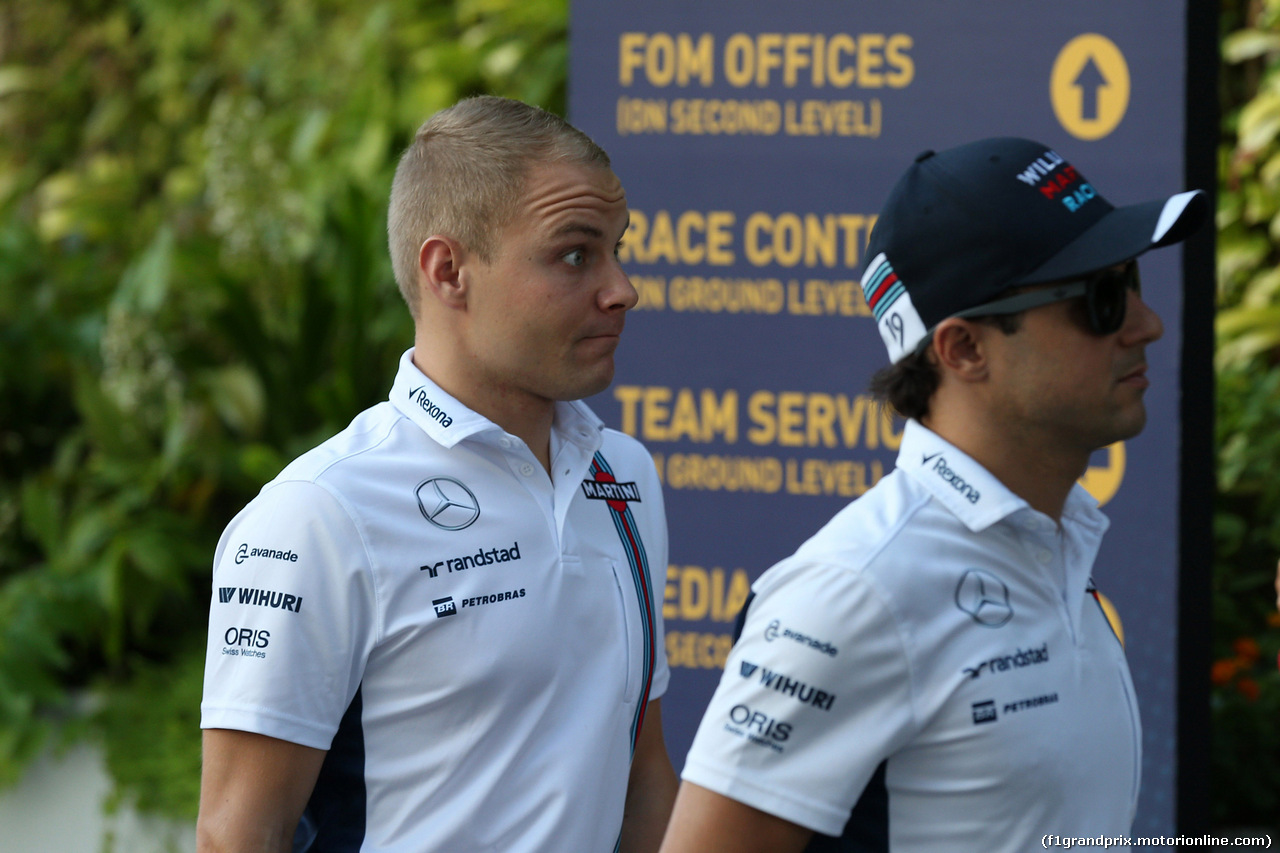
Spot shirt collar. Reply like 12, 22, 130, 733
388, 349, 605, 452
898, 420, 1109, 535
896, 420, 1034, 531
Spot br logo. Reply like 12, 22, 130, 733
1078, 441, 1125, 507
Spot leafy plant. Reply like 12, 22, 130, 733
0, 0, 568, 820
1215, 0, 1280, 828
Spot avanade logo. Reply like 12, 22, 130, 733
235, 543, 300, 565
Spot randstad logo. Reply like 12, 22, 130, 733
420, 542, 521, 579
235, 544, 300, 565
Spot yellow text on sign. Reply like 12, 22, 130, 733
664, 565, 752, 623
1050, 34, 1129, 140
613, 386, 903, 451
619, 209, 877, 269
618, 32, 914, 89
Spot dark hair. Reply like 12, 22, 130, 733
868, 314, 1023, 421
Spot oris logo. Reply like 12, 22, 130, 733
223, 627, 270, 648
416, 477, 480, 531
725, 704, 792, 749
955, 569, 1014, 627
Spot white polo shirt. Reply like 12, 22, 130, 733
201, 349, 669, 853
681, 420, 1140, 852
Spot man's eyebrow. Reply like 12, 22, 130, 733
552, 222, 604, 239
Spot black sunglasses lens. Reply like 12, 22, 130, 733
1087, 263, 1139, 334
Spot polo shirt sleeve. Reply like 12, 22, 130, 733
679, 558, 917, 836
200, 480, 378, 750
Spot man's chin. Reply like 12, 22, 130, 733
556, 364, 616, 402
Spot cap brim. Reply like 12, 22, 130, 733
1017, 190, 1208, 285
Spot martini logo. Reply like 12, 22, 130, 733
582, 470, 641, 511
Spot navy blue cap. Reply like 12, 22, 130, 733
859, 137, 1207, 362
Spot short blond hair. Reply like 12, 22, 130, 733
387, 96, 612, 316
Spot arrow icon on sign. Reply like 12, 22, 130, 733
1072, 55, 1107, 121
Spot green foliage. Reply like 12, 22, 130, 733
0, 0, 567, 820
1217, 0, 1280, 829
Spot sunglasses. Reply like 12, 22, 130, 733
951, 260, 1142, 335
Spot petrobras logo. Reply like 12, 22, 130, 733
1003, 692, 1059, 716
972, 700, 997, 725
921, 452, 980, 504
582, 470, 641, 512
432, 596, 458, 618
235, 543, 300, 565
763, 620, 838, 657
416, 477, 480, 531
420, 541, 520, 579
407, 385, 453, 428
738, 661, 835, 711
723, 703, 792, 753
460, 588, 526, 609
218, 587, 303, 614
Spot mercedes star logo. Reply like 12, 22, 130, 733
415, 477, 481, 531
954, 569, 1014, 627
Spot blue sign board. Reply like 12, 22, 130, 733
570, 1, 1211, 835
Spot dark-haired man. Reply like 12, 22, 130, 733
198, 96, 676, 853
659, 138, 1206, 853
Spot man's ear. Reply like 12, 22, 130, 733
418, 235, 469, 309
932, 318, 989, 382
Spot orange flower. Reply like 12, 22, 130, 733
1212, 659, 1239, 685
1236, 678, 1261, 702
1234, 637, 1261, 665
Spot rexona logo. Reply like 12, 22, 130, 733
922, 453, 980, 504
420, 542, 520, 579
581, 470, 641, 511
738, 661, 836, 711
963, 643, 1049, 679
407, 385, 453, 428
724, 704, 792, 753
433, 596, 458, 618
235, 543, 300, 565
763, 620, 838, 657
218, 587, 303, 614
